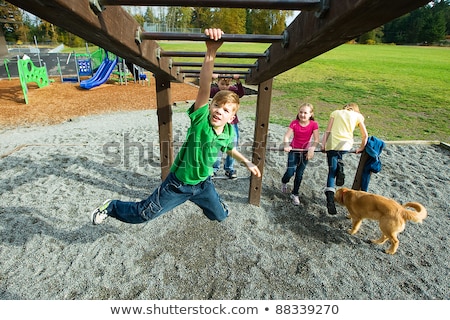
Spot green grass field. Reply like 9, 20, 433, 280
267, 44, 450, 143
84, 42, 450, 142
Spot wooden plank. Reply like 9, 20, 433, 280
351, 150, 369, 191
439, 142, 450, 151
384, 140, 441, 145
155, 77, 174, 180
6, 0, 182, 82
248, 78, 273, 206
246, 0, 430, 84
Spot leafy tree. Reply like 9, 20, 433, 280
427, 0, 449, 41
16, 13, 31, 43
133, 13, 145, 27
213, 8, 246, 34
245, 9, 253, 34
55, 25, 84, 47
144, 7, 159, 24
420, 4, 446, 43
191, 8, 214, 30
166, 7, 193, 30
441, 0, 450, 34
358, 27, 384, 44
178, 7, 193, 30
35, 21, 57, 43
383, 0, 449, 44
248, 10, 290, 35
0, 1, 24, 42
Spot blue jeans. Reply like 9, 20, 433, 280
281, 151, 308, 196
106, 172, 229, 224
214, 123, 239, 173
325, 150, 348, 191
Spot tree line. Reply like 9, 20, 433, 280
360, 0, 450, 45
1, 1, 449, 48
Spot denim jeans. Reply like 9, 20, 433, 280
214, 123, 239, 173
106, 172, 229, 224
326, 150, 348, 191
281, 151, 308, 196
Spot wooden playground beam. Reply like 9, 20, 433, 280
6, 0, 183, 82
245, 0, 431, 84
249, 78, 273, 206
155, 77, 174, 180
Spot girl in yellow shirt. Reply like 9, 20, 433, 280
321, 103, 368, 214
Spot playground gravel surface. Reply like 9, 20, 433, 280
0, 79, 449, 300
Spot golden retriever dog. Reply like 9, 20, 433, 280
334, 187, 427, 254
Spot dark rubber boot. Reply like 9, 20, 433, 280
325, 190, 337, 215
336, 160, 345, 186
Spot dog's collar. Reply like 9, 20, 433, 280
340, 188, 349, 203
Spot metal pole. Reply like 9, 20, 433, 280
267, 147, 357, 153
57, 56, 63, 82
141, 32, 284, 43
184, 74, 247, 80
181, 69, 250, 75
172, 62, 256, 68
34, 35, 42, 67
161, 51, 267, 59
4, 59, 11, 80
75, 53, 80, 83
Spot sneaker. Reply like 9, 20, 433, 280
281, 183, 288, 193
290, 194, 300, 206
91, 199, 112, 225
336, 160, 345, 186
225, 170, 237, 180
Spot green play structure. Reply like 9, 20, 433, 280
18, 57, 50, 104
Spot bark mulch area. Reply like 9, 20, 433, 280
0, 77, 198, 128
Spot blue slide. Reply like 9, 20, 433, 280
80, 56, 118, 89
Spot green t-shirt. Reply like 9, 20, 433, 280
170, 104, 235, 185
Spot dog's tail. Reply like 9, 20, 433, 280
402, 202, 427, 223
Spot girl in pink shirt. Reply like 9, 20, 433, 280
281, 103, 320, 205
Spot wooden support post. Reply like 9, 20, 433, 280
155, 77, 173, 180
248, 78, 273, 206
351, 150, 370, 190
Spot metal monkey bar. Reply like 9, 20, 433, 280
139, 31, 289, 47
180, 69, 251, 75
172, 62, 256, 68
160, 51, 267, 59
